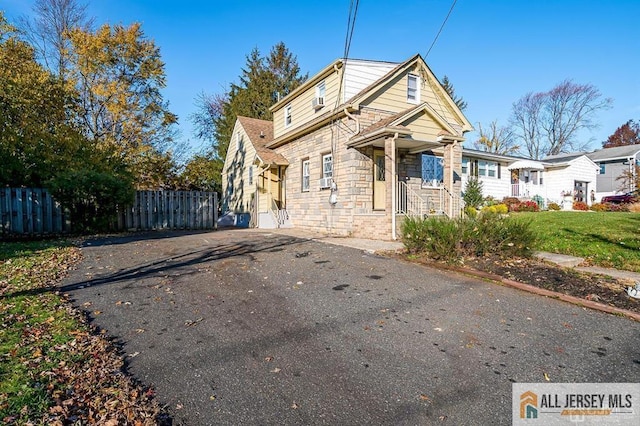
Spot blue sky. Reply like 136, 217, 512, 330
4, 0, 639, 156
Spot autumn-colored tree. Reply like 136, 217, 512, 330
474, 120, 519, 155
65, 23, 179, 184
511, 80, 612, 159
442, 75, 467, 111
602, 120, 640, 148
180, 154, 223, 192
0, 13, 85, 186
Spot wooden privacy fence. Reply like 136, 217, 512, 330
1, 188, 218, 236
1, 188, 71, 235
116, 190, 218, 231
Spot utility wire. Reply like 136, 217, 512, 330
424, 0, 457, 59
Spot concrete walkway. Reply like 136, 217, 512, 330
534, 251, 640, 283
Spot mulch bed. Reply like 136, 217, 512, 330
400, 253, 640, 315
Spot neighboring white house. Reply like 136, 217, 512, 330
459, 148, 599, 206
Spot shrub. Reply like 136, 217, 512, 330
464, 206, 478, 218
512, 200, 539, 212
463, 177, 483, 209
401, 214, 535, 263
49, 169, 135, 233
482, 203, 508, 215
483, 196, 499, 206
628, 202, 640, 213
589, 202, 609, 212
607, 203, 629, 212
572, 201, 589, 211
548, 202, 561, 211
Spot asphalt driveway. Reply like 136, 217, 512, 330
61, 230, 640, 425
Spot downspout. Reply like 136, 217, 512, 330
255, 163, 271, 228
391, 133, 398, 240
343, 107, 360, 134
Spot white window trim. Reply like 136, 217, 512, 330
302, 159, 310, 192
322, 153, 333, 178
407, 73, 420, 104
284, 104, 292, 128
316, 81, 326, 99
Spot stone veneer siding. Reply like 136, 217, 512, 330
273, 106, 463, 239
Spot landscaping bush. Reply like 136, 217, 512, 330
511, 200, 539, 212
502, 197, 520, 212
464, 206, 478, 218
548, 202, 561, 211
628, 202, 640, 213
607, 203, 629, 212
401, 213, 535, 263
572, 201, 589, 211
481, 203, 508, 214
589, 202, 609, 212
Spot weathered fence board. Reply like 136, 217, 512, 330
0, 188, 71, 235
1, 189, 218, 236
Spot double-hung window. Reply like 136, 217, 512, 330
316, 81, 325, 100
248, 165, 253, 185
322, 154, 333, 178
407, 74, 419, 104
302, 160, 310, 192
284, 104, 292, 127
461, 157, 469, 175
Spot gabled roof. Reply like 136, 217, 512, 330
586, 143, 640, 161
347, 54, 473, 134
351, 103, 464, 143
237, 116, 288, 166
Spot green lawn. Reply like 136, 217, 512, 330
515, 211, 640, 272
0, 240, 81, 423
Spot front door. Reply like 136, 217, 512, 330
373, 150, 386, 210
270, 167, 282, 209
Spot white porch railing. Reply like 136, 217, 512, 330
267, 195, 289, 228
396, 181, 443, 218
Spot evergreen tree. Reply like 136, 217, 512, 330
463, 177, 484, 209
189, 42, 306, 192
442, 75, 467, 111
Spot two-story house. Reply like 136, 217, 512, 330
222, 54, 472, 240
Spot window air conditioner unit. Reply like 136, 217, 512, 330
319, 177, 332, 189
311, 97, 324, 110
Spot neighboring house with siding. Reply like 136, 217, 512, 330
221, 54, 473, 239
583, 144, 640, 201
460, 149, 599, 206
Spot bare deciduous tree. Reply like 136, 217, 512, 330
19, 0, 93, 80
510, 80, 612, 159
474, 120, 519, 155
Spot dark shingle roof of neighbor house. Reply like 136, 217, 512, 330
585, 143, 640, 161
542, 152, 587, 163
237, 116, 289, 166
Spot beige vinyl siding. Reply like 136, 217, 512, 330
400, 114, 448, 141
272, 70, 342, 139
221, 122, 258, 213
362, 65, 461, 128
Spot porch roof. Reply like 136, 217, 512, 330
506, 159, 545, 170
346, 103, 461, 153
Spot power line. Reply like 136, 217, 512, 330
424, 0, 457, 59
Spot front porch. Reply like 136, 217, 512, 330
348, 130, 463, 240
